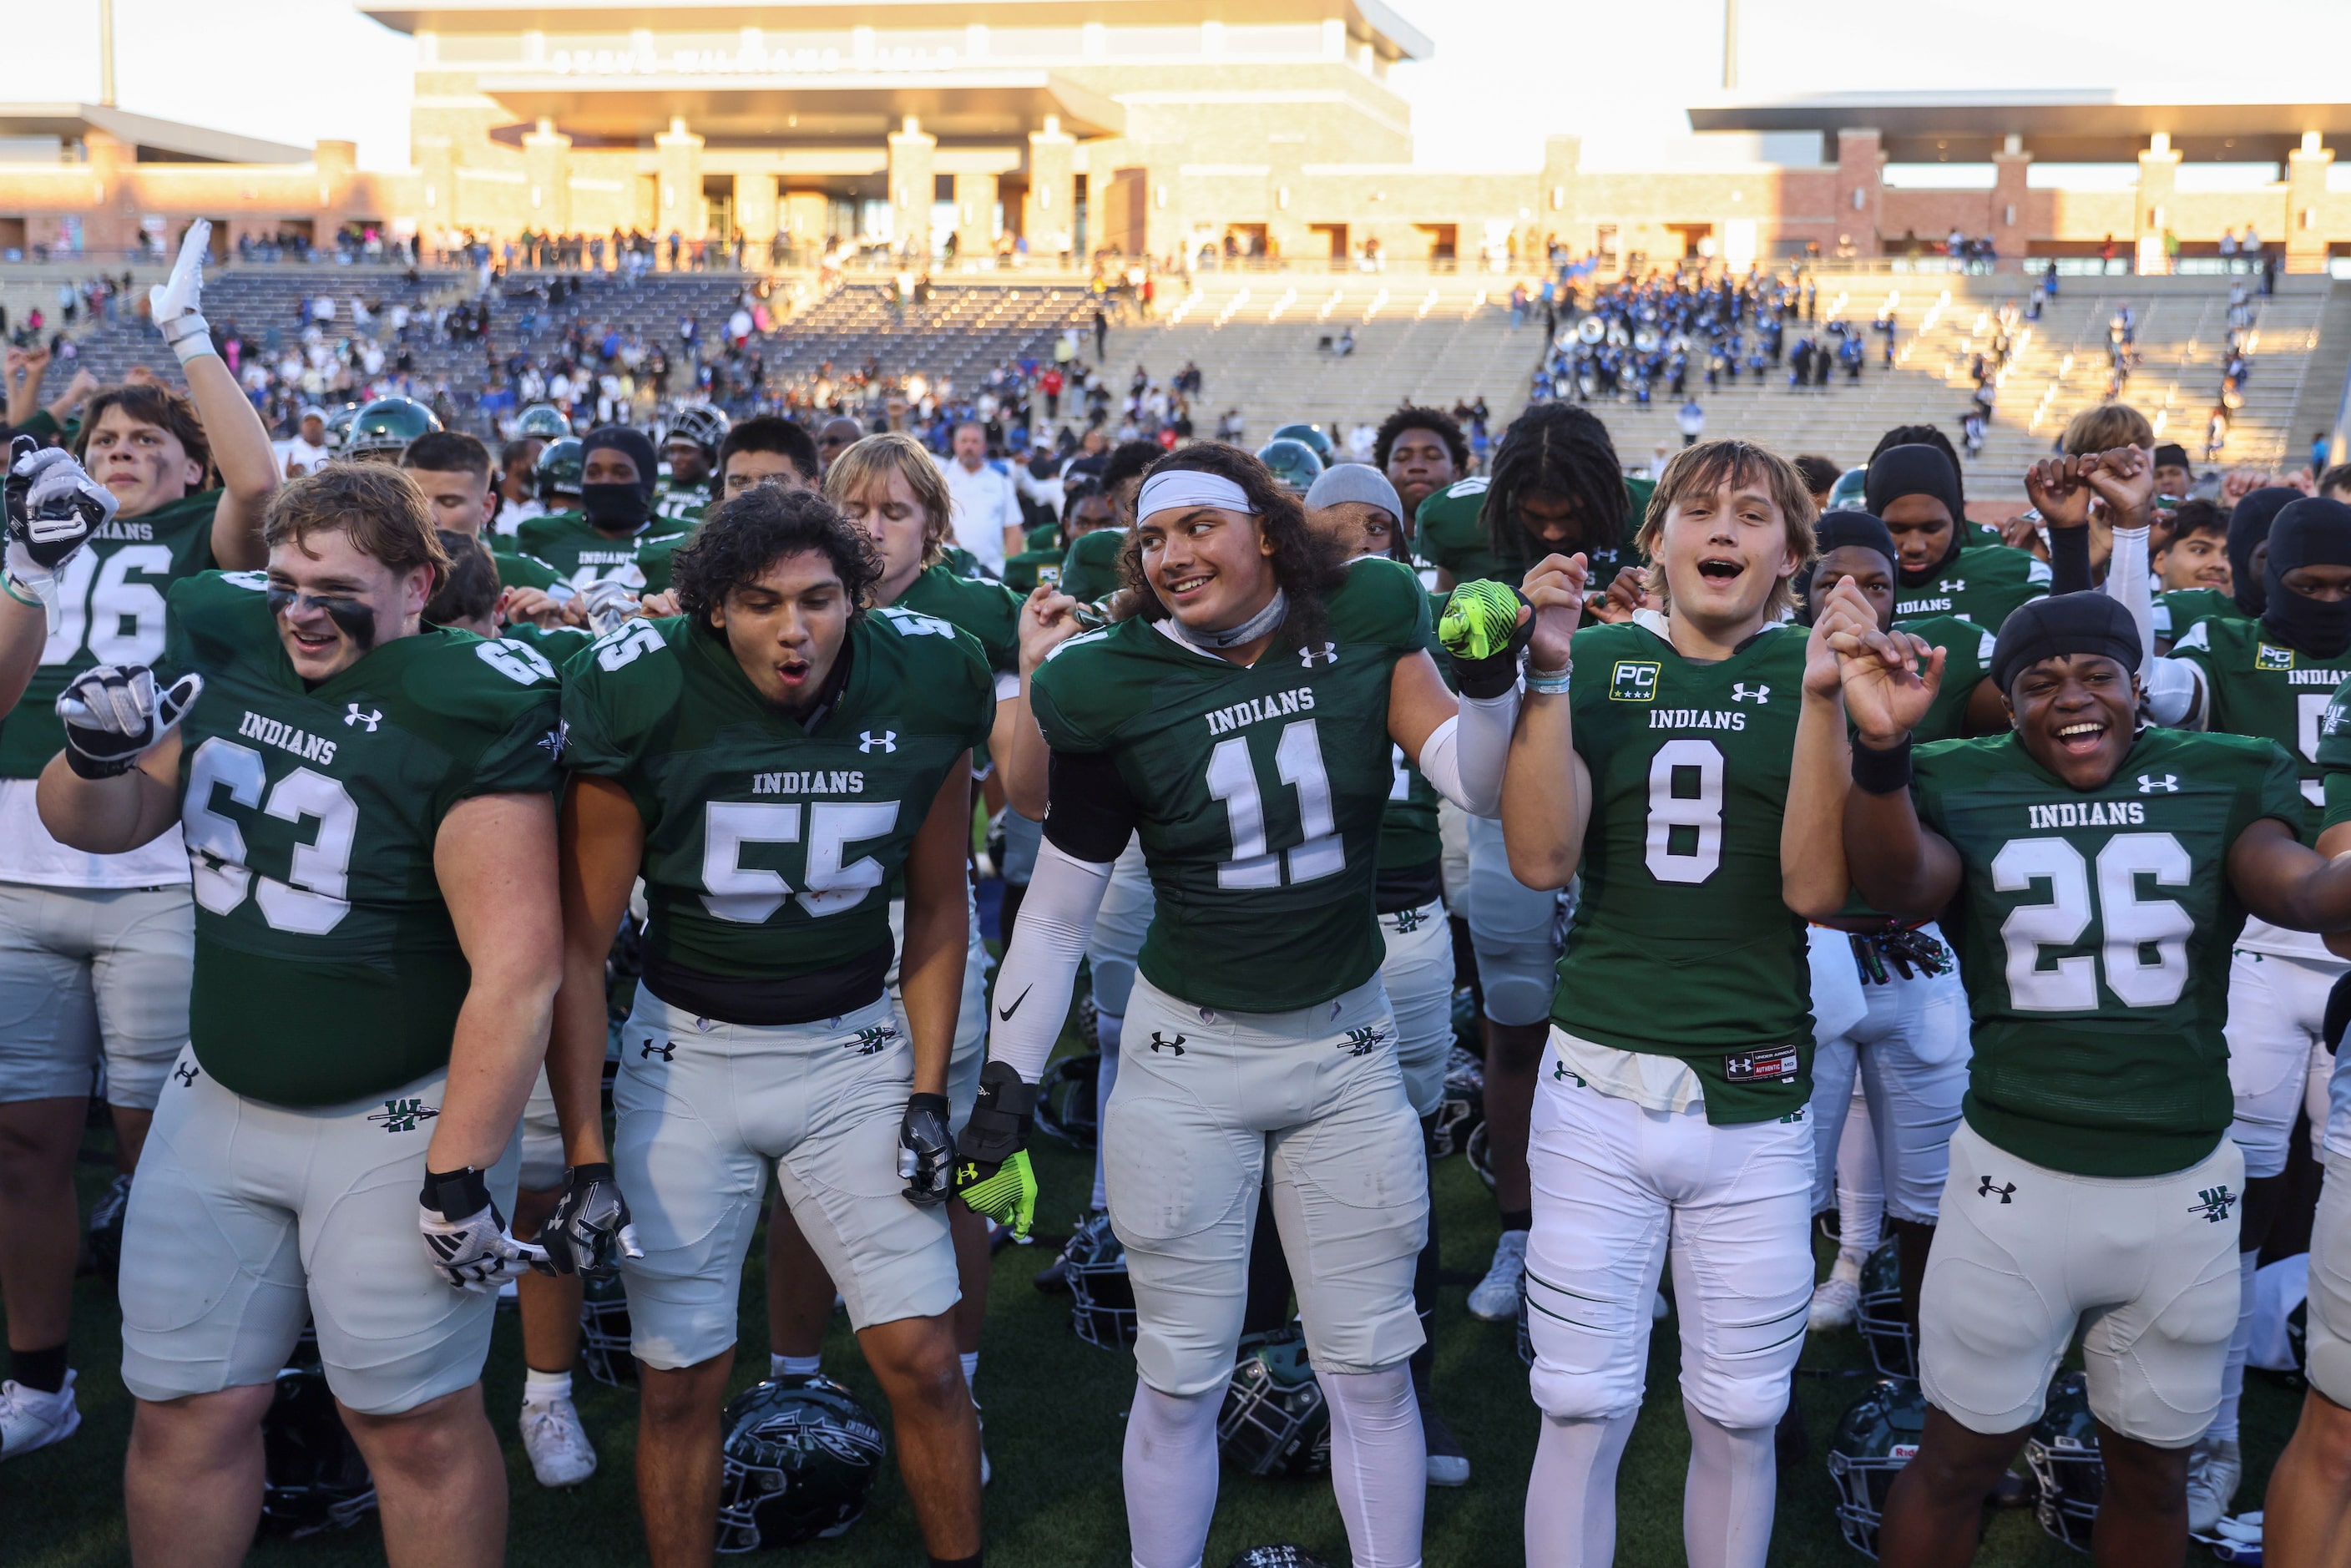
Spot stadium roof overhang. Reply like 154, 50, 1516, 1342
0, 104, 309, 164
1687, 89, 2351, 164
474, 69, 1124, 142
363, 1, 1431, 63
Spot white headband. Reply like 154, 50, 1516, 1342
1138, 470, 1253, 523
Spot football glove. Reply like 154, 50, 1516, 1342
1438, 579, 1532, 698
418, 1166, 548, 1292
5, 438, 111, 619
149, 220, 215, 363
538, 1161, 643, 1277
952, 1061, 1039, 1239
54, 665, 203, 778
579, 577, 640, 637
898, 1092, 955, 1207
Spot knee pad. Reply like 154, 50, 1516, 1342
1681, 1366, 1792, 1434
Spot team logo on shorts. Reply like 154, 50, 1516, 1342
1550, 1059, 1587, 1087
1722, 1046, 1799, 1084
1610, 661, 1661, 702
174, 1062, 200, 1087
1149, 1032, 1187, 1055
1338, 1024, 1389, 1057
1978, 1176, 2017, 1203
640, 1039, 677, 1062
1391, 906, 1425, 933
849, 1024, 899, 1055
369, 1097, 440, 1134
2190, 1184, 2238, 1224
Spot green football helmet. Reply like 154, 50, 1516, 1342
1856, 1236, 1917, 1378
261, 1328, 378, 1537
1031, 1050, 1101, 1151
1430, 1044, 1484, 1160
1255, 438, 1324, 496
578, 1269, 635, 1386
1825, 1377, 1928, 1559
666, 403, 731, 460
322, 402, 362, 453
1826, 465, 1870, 513
1269, 422, 1335, 466
1218, 1328, 1331, 1477
344, 396, 442, 461
2024, 1370, 2103, 1550
715, 1375, 888, 1551
536, 437, 584, 503
516, 403, 573, 442
1064, 1208, 1138, 1348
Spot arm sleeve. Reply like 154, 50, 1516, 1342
1039, 747, 1142, 863
1421, 690, 1516, 817
2102, 524, 2156, 671
987, 839, 1114, 1081
2048, 524, 2092, 594
2142, 656, 2205, 728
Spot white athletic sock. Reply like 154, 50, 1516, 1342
960, 1351, 980, 1400
1092, 1026, 1122, 1211
522, 1368, 572, 1408
2213, 1249, 2258, 1445
1122, 1378, 1221, 1568
770, 1353, 822, 1381
1524, 1409, 1636, 1567
1836, 1091, 1883, 1259
1681, 1401, 1776, 1568
1320, 1364, 1426, 1567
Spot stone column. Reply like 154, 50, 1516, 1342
315, 139, 358, 243
1024, 117, 1076, 260
953, 171, 998, 261
1991, 137, 2032, 264
414, 134, 457, 242
2287, 132, 2333, 275
522, 119, 572, 235
887, 115, 937, 260
1834, 127, 1883, 257
2136, 132, 2181, 273
656, 116, 706, 242
734, 169, 780, 255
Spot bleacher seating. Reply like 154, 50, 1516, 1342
768, 283, 1100, 387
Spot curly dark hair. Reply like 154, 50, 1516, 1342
1373, 405, 1469, 473
1481, 403, 1626, 574
1115, 443, 1347, 655
672, 486, 882, 626
1868, 424, 1968, 515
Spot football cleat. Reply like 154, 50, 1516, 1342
1467, 1230, 1528, 1323
2185, 1434, 2241, 1537
521, 1396, 598, 1488
1418, 1368, 1470, 1488
0, 1373, 80, 1462
1809, 1274, 1860, 1333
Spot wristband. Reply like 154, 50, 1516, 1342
1525, 663, 1571, 696
62, 745, 135, 781
564, 1161, 614, 1186
955, 1060, 1037, 1166
160, 312, 217, 366
1850, 734, 1914, 795
421, 1165, 493, 1221
907, 1091, 950, 1120
2, 571, 45, 611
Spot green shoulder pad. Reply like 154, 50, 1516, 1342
558, 617, 689, 778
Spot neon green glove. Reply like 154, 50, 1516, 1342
952, 1060, 1039, 1240
955, 1150, 1038, 1240
1438, 579, 1524, 663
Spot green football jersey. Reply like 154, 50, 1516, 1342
0, 490, 223, 778
894, 564, 1020, 675
502, 621, 594, 663
1551, 620, 1813, 1121
493, 549, 563, 594
559, 609, 993, 1003
2170, 615, 2351, 835
2153, 586, 2247, 646
1002, 548, 1064, 597
1031, 556, 1430, 1012
1411, 473, 1653, 591
162, 572, 564, 1107
513, 510, 663, 591
2318, 675, 2351, 831
1378, 586, 1451, 877
1891, 542, 2050, 629
1914, 727, 2302, 1176
653, 486, 707, 527
1058, 529, 1126, 604
631, 529, 695, 594
1898, 614, 1998, 744
940, 544, 983, 579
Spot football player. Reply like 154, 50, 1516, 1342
513, 426, 668, 594
38, 463, 562, 1565
1813, 587, 2351, 1567
545, 486, 989, 1567
1870, 442, 2051, 629
0, 221, 280, 1464
659, 405, 729, 523
1374, 406, 1469, 549
957, 443, 1514, 1568
400, 430, 571, 629
636, 417, 820, 599
1497, 439, 1839, 1568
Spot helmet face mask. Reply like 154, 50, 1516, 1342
1855, 1236, 1917, 1379
1064, 1210, 1138, 1348
1430, 1044, 1484, 1159
1824, 1377, 1928, 1559
2024, 1370, 2104, 1550
260, 1328, 379, 1538
715, 1375, 888, 1552
1033, 1051, 1101, 1150
344, 396, 442, 462
1217, 1328, 1332, 1477
578, 1270, 637, 1386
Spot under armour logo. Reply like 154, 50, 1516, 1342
174, 1062, 200, 1087
1392, 907, 1425, 934
1339, 1024, 1388, 1057
344, 704, 382, 731
860, 731, 897, 753
640, 1039, 676, 1061
850, 1024, 898, 1055
1730, 683, 1771, 704
2191, 1185, 2238, 1224
1150, 1031, 1187, 1055
1299, 642, 1337, 667
2138, 774, 2180, 793
1978, 1176, 2016, 1203
368, 1096, 440, 1134
1551, 1059, 1586, 1087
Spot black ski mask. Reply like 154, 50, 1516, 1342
580, 425, 658, 533
2227, 486, 2298, 618
2261, 498, 2351, 660
1865, 445, 1968, 588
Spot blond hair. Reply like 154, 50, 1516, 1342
263, 462, 449, 594
1635, 439, 1818, 619
822, 432, 956, 569
2061, 402, 2155, 456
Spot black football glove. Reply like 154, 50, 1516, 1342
538, 1161, 643, 1277
952, 1062, 1039, 1239
898, 1093, 954, 1206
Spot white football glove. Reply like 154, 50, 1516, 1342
54, 665, 203, 778
418, 1166, 549, 1292
5, 436, 112, 624
149, 220, 215, 364
579, 577, 640, 638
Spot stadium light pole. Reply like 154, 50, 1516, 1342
1722, 0, 1738, 90
99, 0, 117, 106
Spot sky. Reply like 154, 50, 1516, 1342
12, 0, 2351, 173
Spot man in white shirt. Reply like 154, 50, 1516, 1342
933, 421, 1023, 577
277, 406, 332, 478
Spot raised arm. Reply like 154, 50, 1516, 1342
147, 222, 278, 569
1782, 598, 1857, 920
1829, 597, 1964, 919
1494, 554, 1589, 890
999, 585, 1087, 820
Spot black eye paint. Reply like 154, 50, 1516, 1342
267, 586, 378, 651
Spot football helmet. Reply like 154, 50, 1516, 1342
1268, 422, 1336, 466
1825, 1377, 1928, 1559
344, 396, 442, 461
1465, 1120, 1496, 1190
715, 1375, 887, 1553
1430, 1044, 1484, 1159
516, 403, 573, 442
578, 1269, 636, 1386
536, 437, 584, 503
1032, 1051, 1101, 1150
1255, 438, 1324, 496
260, 1328, 377, 1537
1064, 1208, 1138, 1348
2024, 1370, 2104, 1550
1218, 1328, 1332, 1477
1826, 465, 1869, 513
1855, 1236, 1917, 1379
667, 404, 731, 461
322, 402, 362, 453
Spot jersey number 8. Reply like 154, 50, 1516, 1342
1646, 739, 1724, 885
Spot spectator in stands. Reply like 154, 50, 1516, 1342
275, 405, 333, 479
2152, 443, 2196, 501
2314, 432, 2335, 476
934, 419, 1023, 576
1676, 395, 1704, 446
